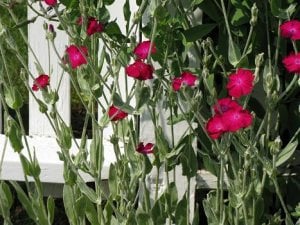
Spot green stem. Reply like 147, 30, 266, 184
142, 156, 151, 213
242, 25, 254, 57
219, 155, 225, 223
0, 137, 8, 177
235, 208, 239, 225
147, 17, 158, 62
227, 151, 238, 178
220, 0, 234, 49
155, 165, 160, 201
251, 197, 256, 225
241, 168, 249, 225
187, 178, 191, 225
278, 75, 299, 102
272, 178, 294, 225
7, 8, 44, 75
273, 19, 282, 73
208, 43, 227, 75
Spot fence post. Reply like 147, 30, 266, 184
140, 6, 202, 222
28, 4, 70, 137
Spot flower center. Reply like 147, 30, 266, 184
220, 105, 228, 112
295, 58, 300, 65
290, 28, 296, 34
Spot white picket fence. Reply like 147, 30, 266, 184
0, 0, 219, 216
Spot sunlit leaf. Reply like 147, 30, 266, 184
276, 140, 298, 167
182, 24, 217, 42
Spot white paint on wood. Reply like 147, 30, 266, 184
28, 4, 70, 137
139, 5, 203, 221
140, 102, 197, 221
196, 169, 228, 189
97, 0, 138, 142
0, 134, 116, 183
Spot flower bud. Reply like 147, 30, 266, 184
110, 135, 119, 145
20, 68, 27, 82
271, 91, 279, 106
255, 53, 264, 68
0, 21, 7, 37
266, 73, 273, 89
133, 12, 141, 24
50, 111, 56, 119
46, 24, 56, 41
250, 3, 258, 26
244, 151, 251, 169
269, 136, 282, 155
37, 99, 48, 114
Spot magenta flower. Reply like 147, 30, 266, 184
280, 20, 300, 40
222, 109, 253, 132
133, 40, 156, 60
206, 115, 226, 140
172, 77, 182, 91
226, 68, 254, 98
65, 45, 88, 69
136, 142, 154, 154
172, 71, 198, 91
282, 53, 300, 73
213, 97, 242, 115
77, 17, 104, 36
44, 0, 57, 6
125, 60, 154, 80
32, 74, 50, 91
206, 98, 253, 139
108, 105, 128, 121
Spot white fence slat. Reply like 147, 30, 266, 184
140, 105, 197, 219
0, 134, 116, 183
28, 5, 70, 137
98, 0, 137, 139
140, 6, 202, 221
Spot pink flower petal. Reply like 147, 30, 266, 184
44, 0, 57, 6
32, 74, 50, 91
172, 71, 198, 92
108, 105, 128, 121
136, 142, 154, 154
66, 45, 88, 69
226, 68, 254, 98
206, 115, 226, 139
280, 20, 300, 40
133, 41, 156, 59
213, 98, 243, 115
282, 53, 300, 74
125, 61, 153, 80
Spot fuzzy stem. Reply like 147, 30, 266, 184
219, 155, 225, 223
272, 178, 294, 225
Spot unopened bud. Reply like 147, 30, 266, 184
133, 12, 141, 24
37, 99, 48, 114
0, 21, 7, 37
255, 53, 264, 68
250, 3, 258, 26
269, 136, 282, 155
20, 68, 27, 82
46, 24, 56, 40
49, 24, 54, 33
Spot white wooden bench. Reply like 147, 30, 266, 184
0, 0, 219, 218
